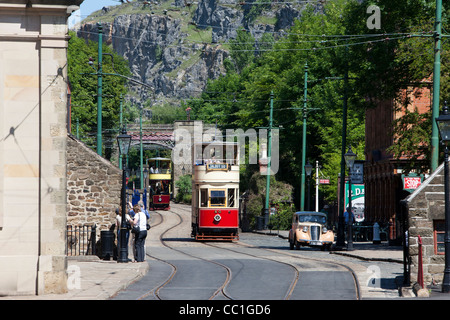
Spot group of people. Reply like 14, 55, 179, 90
116, 200, 149, 262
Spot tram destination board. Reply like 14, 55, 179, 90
207, 163, 229, 170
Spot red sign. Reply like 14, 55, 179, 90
404, 177, 422, 190
152, 194, 170, 204
319, 179, 330, 185
199, 209, 239, 228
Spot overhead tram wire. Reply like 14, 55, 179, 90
77, 28, 413, 55
75, 10, 416, 50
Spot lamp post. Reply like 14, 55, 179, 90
143, 168, 148, 189
305, 161, 313, 211
344, 146, 356, 251
117, 127, 132, 263
436, 101, 450, 292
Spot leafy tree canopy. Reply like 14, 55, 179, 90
186, 0, 447, 206
68, 31, 131, 158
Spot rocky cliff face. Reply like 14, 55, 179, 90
77, 0, 308, 107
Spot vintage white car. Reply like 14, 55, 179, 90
288, 211, 334, 251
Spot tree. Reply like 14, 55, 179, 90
245, 172, 294, 230
344, 0, 445, 169
68, 31, 131, 158
175, 175, 192, 204
229, 28, 256, 74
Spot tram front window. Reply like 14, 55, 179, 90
210, 190, 226, 207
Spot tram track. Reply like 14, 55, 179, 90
139, 208, 233, 300
134, 203, 360, 300
170, 205, 300, 300
231, 240, 361, 300
173, 203, 360, 300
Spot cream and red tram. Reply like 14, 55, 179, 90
191, 141, 240, 241
148, 157, 172, 210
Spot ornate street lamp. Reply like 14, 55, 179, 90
344, 146, 356, 251
436, 101, 450, 292
117, 127, 132, 263
305, 161, 313, 211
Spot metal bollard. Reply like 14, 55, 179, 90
373, 222, 381, 244
417, 235, 424, 288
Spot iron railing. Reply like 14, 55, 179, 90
66, 224, 97, 256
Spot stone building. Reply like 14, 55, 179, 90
0, 0, 82, 296
404, 163, 446, 287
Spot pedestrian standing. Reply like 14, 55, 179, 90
132, 204, 148, 262
344, 206, 355, 226
138, 201, 150, 256
138, 200, 150, 219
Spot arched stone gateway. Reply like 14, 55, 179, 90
126, 121, 217, 198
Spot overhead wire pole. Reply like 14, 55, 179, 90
88, 23, 153, 158
96, 23, 103, 156
336, 46, 349, 249
264, 91, 274, 226
300, 62, 308, 211
431, 0, 442, 172
119, 94, 123, 169
140, 105, 144, 190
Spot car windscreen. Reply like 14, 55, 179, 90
299, 215, 326, 224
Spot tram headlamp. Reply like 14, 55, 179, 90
214, 214, 221, 222
302, 226, 308, 233
322, 227, 328, 233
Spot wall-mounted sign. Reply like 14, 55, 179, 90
402, 174, 423, 193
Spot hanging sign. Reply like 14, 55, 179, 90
344, 183, 365, 222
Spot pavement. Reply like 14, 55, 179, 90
0, 255, 149, 300
2, 229, 449, 300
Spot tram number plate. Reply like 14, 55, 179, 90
309, 241, 322, 246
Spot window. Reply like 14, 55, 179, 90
200, 189, 208, 207
434, 220, 445, 255
228, 188, 235, 207
210, 190, 226, 207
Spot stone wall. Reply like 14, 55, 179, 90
405, 163, 445, 286
67, 135, 121, 232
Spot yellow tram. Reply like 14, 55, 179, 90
148, 157, 172, 210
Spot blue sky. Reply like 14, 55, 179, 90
69, 0, 121, 27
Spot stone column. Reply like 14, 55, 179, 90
0, 0, 82, 296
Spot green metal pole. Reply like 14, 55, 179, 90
264, 91, 274, 223
301, 62, 308, 211
336, 47, 349, 248
119, 94, 123, 170
76, 118, 79, 140
431, 0, 442, 172
96, 23, 103, 156
140, 107, 144, 190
